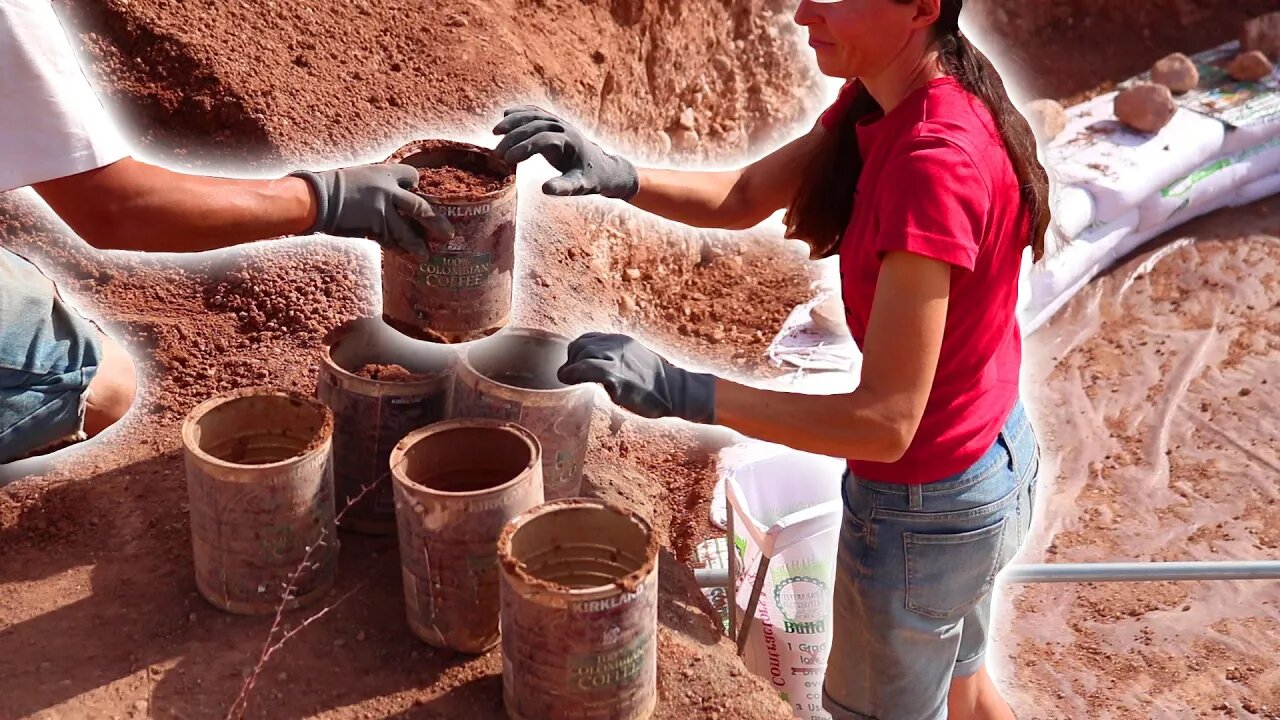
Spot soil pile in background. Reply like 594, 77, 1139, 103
968, 0, 1280, 102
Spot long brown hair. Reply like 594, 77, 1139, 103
783, 0, 1051, 263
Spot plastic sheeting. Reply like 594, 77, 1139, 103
995, 200, 1280, 717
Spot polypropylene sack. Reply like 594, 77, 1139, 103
1231, 171, 1280, 208
727, 449, 846, 720
1020, 210, 1140, 335
1045, 91, 1225, 225
1138, 138, 1280, 232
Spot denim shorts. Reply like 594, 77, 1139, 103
0, 248, 103, 464
822, 400, 1040, 720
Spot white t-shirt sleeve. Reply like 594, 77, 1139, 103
0, 0, 130, 193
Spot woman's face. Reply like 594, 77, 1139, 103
794, 0, 935, 79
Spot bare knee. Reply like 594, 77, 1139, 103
83, 333, 137, 436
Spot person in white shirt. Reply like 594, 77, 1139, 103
0, 0, 450, 464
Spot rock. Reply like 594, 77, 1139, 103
809, 294, 846, 336
654, 129, 672, 155
1241, 11, 1280, 59
1150, 52, 1199, 93
1114, 83, 1176, 133
1023, 99, 1067, 144
133, 700, 148, 712
624, 268, 642, 281
1228, 50, 1275, 82
619, 295, 637, 316
678, 106, 696, 130
672, 128, 700, 150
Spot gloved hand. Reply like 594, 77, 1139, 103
557, 332, 716, 424
493, 105, 640, 200
289, 163, 453, 259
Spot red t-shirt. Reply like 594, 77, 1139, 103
819, 76, 1028, 484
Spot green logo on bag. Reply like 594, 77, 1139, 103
774, 575, 828, 634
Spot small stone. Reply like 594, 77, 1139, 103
591, 49, 606, 64
619, 295, 637, 316
624, 268, 642, 281
1150, 52, 1199, 93
389, 61, 402, 72
134, 700, 148, 712
1024, 99, 1067, 144
678, 107, 696, 130
1228, 50, 1275, 82
672, 128, 700, 150
1114, 83, 1176, 133
711, 55, 732, 75
446, 15, 468, 27
357, 631, 367, 642
277, 672, 288, 682
655, 130, 672, 155
1241, 11, 1280, 60
388, 95, 402, 108
1239, 387, 1253, 397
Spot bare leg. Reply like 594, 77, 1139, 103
948, 665, 1017, 720
83, 333, 136, 437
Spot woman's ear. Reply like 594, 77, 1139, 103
913, 0, 943, 28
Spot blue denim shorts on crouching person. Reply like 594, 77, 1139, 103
0, 247, 104, 464
822, 400, 1040, 720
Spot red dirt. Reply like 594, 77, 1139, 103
352, 363, 426, 382
417, 166, 508, 198
1, 1, 1277, 719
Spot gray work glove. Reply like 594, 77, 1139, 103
493, 105, 639, 200
289, 163, 453, 259
557, 333, 716, 424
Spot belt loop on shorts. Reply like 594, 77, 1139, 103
908, 484, 923, 510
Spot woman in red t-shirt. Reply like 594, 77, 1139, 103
496, 1, 1048, 717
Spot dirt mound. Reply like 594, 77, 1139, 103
56, 0, 821, 169
969, 0, 1280, 102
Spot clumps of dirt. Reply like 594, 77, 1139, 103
969, 0, 1279, 102
1150, 52, 1199, 93
351, 363, 426, 382
1114, 82, 1176, 133
1228, 49, 1275, 82
416, 165, 508, 198
203, 243, 376, 342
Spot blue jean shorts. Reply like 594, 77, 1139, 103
822, 400, 1040, 720
0, 248, 104, 464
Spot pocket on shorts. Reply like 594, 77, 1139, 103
903, 516, 1009, 619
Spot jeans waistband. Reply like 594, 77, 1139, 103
845, 400, 1031, 496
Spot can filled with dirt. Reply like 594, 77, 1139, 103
498, 499, 659, 720
317, 317, 455, 535
181, 388, 337, 615
390, 418, 544, 653
451, 327, 594, 500
382, 139, 517, 344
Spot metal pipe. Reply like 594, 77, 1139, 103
726, 495, 738, 644
1000, 560, 1280, 584
736, 555, 771, 657
694, 561, 1280, 590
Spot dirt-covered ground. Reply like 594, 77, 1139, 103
1, 1, 1278, 718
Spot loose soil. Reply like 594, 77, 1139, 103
352, 363, 427, 382
0, 1, 1277, 719
416, 166, 508, 199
